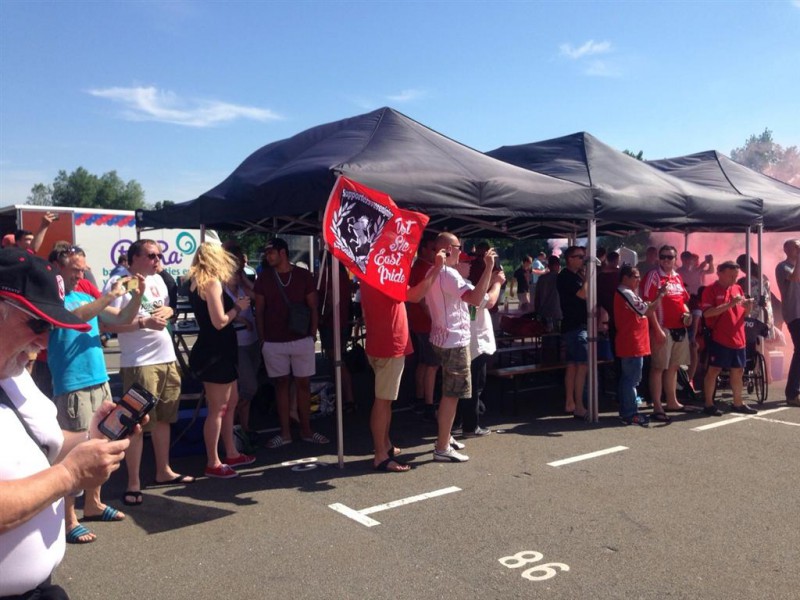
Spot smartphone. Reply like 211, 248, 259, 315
98, 382, 159, 440
123, 278, 139, 293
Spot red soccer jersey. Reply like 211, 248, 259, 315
641, 268, 689, 329
701, 282, 747, 349
614, 287, 650, 357
406, 258, 433, 333
360, 281, 412, 358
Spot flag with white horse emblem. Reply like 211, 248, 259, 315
323, 176, 429, 302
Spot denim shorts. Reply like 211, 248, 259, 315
562, 328, 588, 364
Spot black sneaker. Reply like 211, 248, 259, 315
703, 404, 723, 417
730, 403, 758, 415
463, 426, 491, 438
786, 396, 800, 407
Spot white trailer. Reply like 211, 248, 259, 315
0, 205, 218, 286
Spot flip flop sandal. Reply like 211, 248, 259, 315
266, 435, 292, 449
301, 432, 330, 444
374, 457, 411, 472
122, 491, 143, 506
82, 506, 125, 522
66, 524, 96, 544
651, 412, 672, 423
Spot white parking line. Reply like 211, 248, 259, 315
751, 416, 800, 427
547, 446, 628, 467
691, 406, 790, 431
329, 486, 461, 527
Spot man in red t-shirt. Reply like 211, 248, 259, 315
363, 249, 444, 472
406, 235, 440, 420
641, 245, 691, 421
700, 261, 757, 416
254, 238, 325, 448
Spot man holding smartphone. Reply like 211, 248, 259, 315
48, 247, 144, 543
0, 248, 133, 599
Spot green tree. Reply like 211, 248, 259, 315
623, 149, 644, 161
731, 128, 799, 185
26, 183, 53, 206
47, 167, 146, 210
152, 200, 176, 211
730, 128, 781, 173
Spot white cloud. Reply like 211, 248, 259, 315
559, 40, 612, 60
584, 59, 622, 78
386, 89, 426, 103
87, 86, 281, 127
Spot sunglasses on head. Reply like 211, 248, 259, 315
146, 252, 164, 261
5, 301, 54, 334
57, 245, 84, 257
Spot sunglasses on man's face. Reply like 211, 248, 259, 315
146, 252, 164, 261
5, 301, 54, 335
660, 255, 676, 260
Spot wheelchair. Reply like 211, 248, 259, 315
704, 318, 768, 404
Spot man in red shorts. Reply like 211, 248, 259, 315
701, 261, 758, 416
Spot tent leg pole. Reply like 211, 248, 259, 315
332, 255, 345, 469
745, 226, 751, 296
587, 219, 598, 423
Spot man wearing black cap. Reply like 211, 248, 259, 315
254, 238, 326, 448
0, 248, 132, 599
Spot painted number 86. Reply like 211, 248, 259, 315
499, 550, 570, 582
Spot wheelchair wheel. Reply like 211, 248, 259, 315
752, 352, 768, 404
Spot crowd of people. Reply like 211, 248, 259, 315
2, 232, 799, 598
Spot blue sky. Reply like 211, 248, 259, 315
1, 1, 799, 206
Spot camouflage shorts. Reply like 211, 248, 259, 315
432, 345, 472, 399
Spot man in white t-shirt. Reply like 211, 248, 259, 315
0, 248, 131, 598
104, 239, 192, 507
425, 233, 498, 462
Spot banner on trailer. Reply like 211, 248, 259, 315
323, 176, 429, 302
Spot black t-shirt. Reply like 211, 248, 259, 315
557, 269, 587, 332
514, 267, 530, 294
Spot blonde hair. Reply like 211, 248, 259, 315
187, 243, 238, 297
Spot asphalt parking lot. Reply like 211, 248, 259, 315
54, 368, 800, 600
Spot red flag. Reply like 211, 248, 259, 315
323, 176, 429, 302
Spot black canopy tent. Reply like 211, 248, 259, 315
486, 132, 763, 231
647, 150, 800, 232
138, 107, 596, 240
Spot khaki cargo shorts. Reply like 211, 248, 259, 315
432, 345, 472, 399
121, 361, 181, 431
